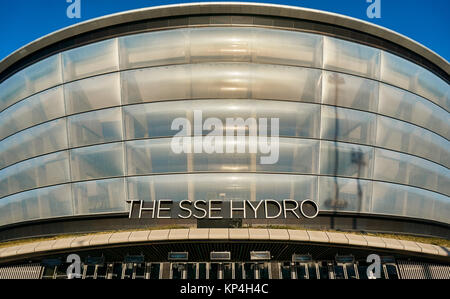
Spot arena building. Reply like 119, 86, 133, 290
0, 2, 448, 279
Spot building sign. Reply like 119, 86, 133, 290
126, 199, 319, 220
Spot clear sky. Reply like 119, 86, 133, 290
0, 0, 449, 62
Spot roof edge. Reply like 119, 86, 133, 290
0, 2, 449, 77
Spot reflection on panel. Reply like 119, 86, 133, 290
126, 138, 318, 175
322, 71, 379, 112
0, 151, 70, 198
124, 100, 320, 139
119, 29, 188, 69
253, 28, 323, 67
0, 54, 62, 112
0, 184, 73, 226
323, 36, 380, 79
318, 176, 372, 213
378, 84, 449, 140
72, 178, 127, 215
320, 106, 376, 145
372, 181, 441, 223
68, 107, 123, 147
380, 51, 449, 110
0, 119, 68, 169
70, 143, 124, 181
0, 87, 65, 140
122, 64, 322, 104
376, 116, 449, 167
126, 139, 188, 175
62, 39, 119, 82
319, 141, 373, 179
190, 27, 253, 63
64, 73, 121, 115
374, 149, 450, 196
127, 173, 317, 202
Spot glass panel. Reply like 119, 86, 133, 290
323, 36, 380, 79
381, 51, 449, 110
64, 72, 121, 115
190, 27, 253, 62
121, 65, 191, 104
322, 71, 379, 112
253, 28, 323, 67
319, 141, 374, 179
378, 84, 449, 140
0, 54, 62, 112
127, 173, 317, 203
62, 39, 119, 82
124, 100, 320, 139
376, 116, 449, 167
72, 178, 127, 215
126, 139, 188, 175
0, 151, 70, 198
251, 65, 322, 102
372, 181, 440, 222
0, 184, 72, 226
68, 107, 123, 147
0, 87, 65, 140
70, 143, 124, 181
119, 29, 188, 69
374, 149, 449, 195
318, 176, 372, 213
320, 106, 376, 145
0, 119, 68, 169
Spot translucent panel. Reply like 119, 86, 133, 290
253, 28, 323, 67
191, 63, 252, 99
70, 143, 124, 181
376, 116, 449, 167
320, 106, 376, 145
64, 72, 121, 115
126, 139, 187, 175
62, 39, 119, 82
0, 184, 73, 226
318, 176, 372, 213
372, 182, 440, 222
381, 51, 449, 110
190, 27, 253, 62
124, 100, 320, 139
192, 138, 319, 174
0, 151, 70, 198
433, 194, 450, 224
0, 86, 65, 140
122, 64, 322, 104
0, 119, 68, 169
322, 71, 379, 112
72, 178, 127, 215
323, 37, 380, 79
127, 173, 317, 202
119, 29, 188, 69
251, 65, 322, 102
374, 148, 450, 195
378, 84, 449, 139
319, 141, 374, 179
121, 65, 191, 104
0, 54, 62, 112
68, 107, 123, 147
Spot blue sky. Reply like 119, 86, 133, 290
0, 0, 449, 61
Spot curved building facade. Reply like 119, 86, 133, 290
0, 3, 449, 280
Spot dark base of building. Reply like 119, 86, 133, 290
1, 240, 449, 280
